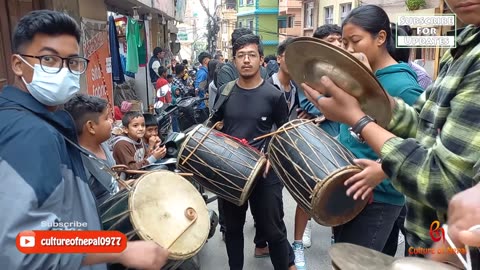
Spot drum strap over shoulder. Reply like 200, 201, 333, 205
205, 80, 237, 126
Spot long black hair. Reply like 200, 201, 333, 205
342, 5, 395, 58
390, 24, 411, 63
207, 59, 220, 87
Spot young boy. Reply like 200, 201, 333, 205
155, 66, 172, 114
65, 94, 119, 204
142, 113, 161, 155
167, 74, 174, 85
112, 111, 166, 170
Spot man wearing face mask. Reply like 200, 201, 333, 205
0, 10, 169, 270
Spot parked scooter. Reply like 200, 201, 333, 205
176, 97, 209, 132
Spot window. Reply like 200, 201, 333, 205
340, 3, 352, 23
247, 0, 254, 4
287, 16, 294, 28
239, 0, 244, 6
324, 6, 333, 25
248, 20, 254, 30
278, 18, 287, 29
303, 2, 314, 28
238, 21, 243, 28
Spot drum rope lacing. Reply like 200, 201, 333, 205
443, 224, 480, 270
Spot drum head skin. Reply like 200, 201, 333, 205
311, 166, 366, 226
285, 37, 392, 127
129, 171, 210, 260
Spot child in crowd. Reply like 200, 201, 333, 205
167, 74, 174, 85
155, 66, 172, 114
64, 94, 119, 204
142, 113, 161, 155
111, 111, 166, 170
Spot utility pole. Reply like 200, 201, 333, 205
192, 13, 198, 64
200, 0, 220, 55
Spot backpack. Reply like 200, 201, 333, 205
205, 80, 236, 126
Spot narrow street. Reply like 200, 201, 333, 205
198, 190, 406, 269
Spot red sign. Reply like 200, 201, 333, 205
83, 30, 114, 113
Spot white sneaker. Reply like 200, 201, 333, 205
302, 221, 312, 248
398, 232, 405, 245
292, 242, 307, 270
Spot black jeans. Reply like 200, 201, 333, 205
222, 173, 293, 270
333, 202, 402, 252
383, 205, 410, 256
218, 198, 268, 248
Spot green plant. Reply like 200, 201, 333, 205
405, 0, 426, 10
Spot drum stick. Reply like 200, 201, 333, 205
166, 207, 198, 249
181, 122, 221, 165
253, 117, 326, 141
116, 178, 132, 191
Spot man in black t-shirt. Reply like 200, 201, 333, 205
208, 34, 296, 270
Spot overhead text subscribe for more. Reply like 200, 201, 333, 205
16, 230, 127, 254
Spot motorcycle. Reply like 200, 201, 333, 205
175, 97, 209, 132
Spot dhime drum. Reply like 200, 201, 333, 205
99, 171, 210, 270
177, 124, 267, 206
268, 119, 367, 226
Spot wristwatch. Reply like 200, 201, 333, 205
349, 115, 376, 143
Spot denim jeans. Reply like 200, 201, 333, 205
383, 205, 410, 256
333, 202, 402, 252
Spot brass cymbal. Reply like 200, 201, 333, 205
285, 37, 392, 127
330, 243, 394, 270
330, 243, 461, 270
390, 257, 461, 270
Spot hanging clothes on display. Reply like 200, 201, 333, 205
137, 23, 147, 66
126, 17, 141, 73
108, 15, 125, 83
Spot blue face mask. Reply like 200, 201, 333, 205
19, 56, 80, 106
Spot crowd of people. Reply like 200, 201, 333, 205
0, 1, 479, 270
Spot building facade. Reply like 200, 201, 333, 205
301, 0, 319, 37
217, 2, 238, 60
237, 0, 279, 56
317, 0, 357, 27
278, 0, 303, 42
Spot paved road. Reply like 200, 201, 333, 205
197, 189, 405, 269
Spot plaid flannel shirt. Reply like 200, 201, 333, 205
172, 76, 189, 96
380, 25, 480, 248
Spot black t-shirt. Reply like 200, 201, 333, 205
211, 80, 289, 151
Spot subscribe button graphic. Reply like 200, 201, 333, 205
16, 230, 127, 254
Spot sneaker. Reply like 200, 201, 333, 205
302, 221, 312, 248
398, 233, 405, 245
292, 242, 307, 270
